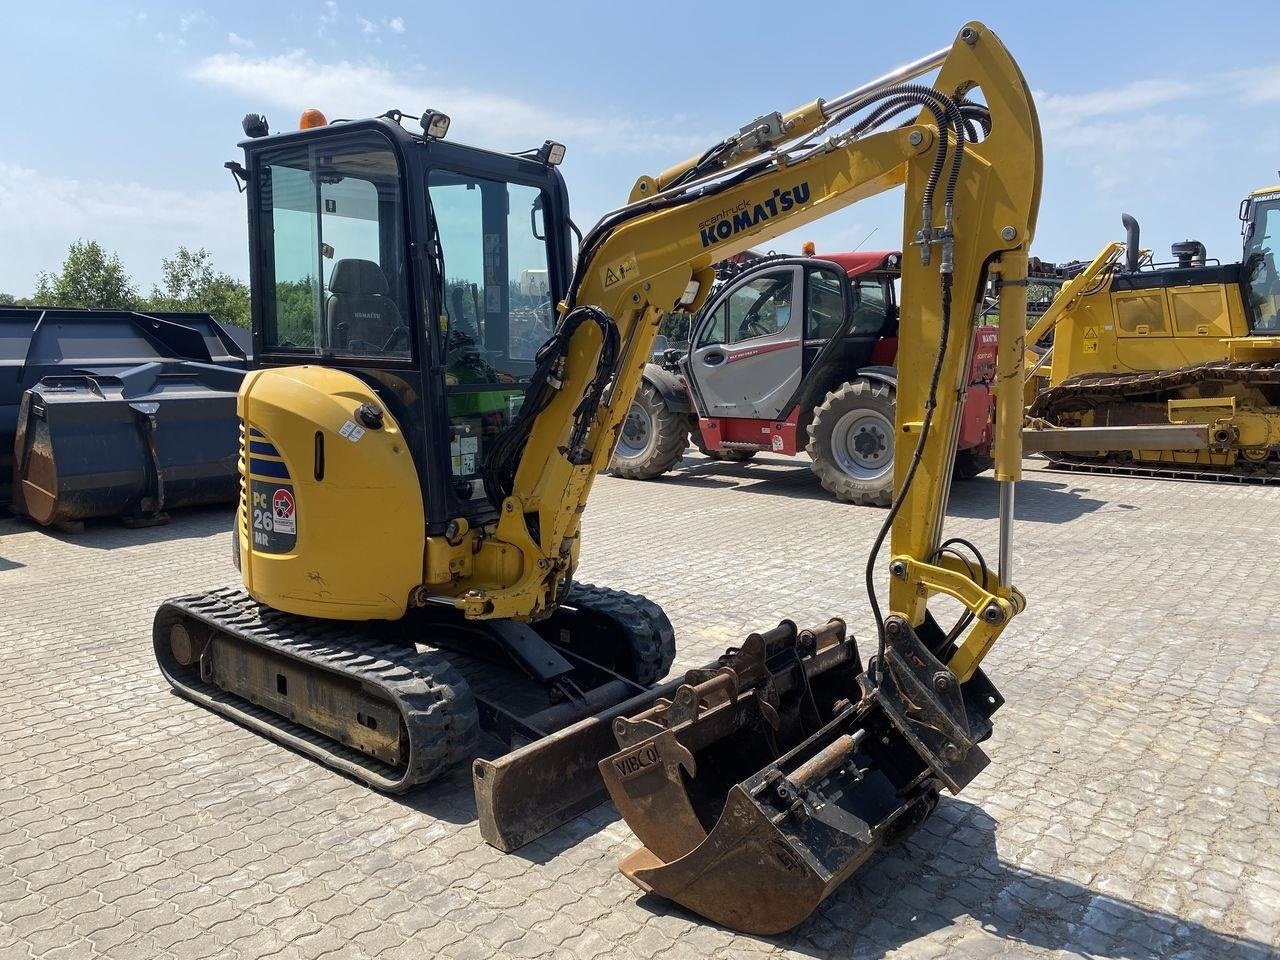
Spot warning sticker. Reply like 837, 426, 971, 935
601, 251, 639, 290
1083, 340, 1099, 354
1083, 326, 1098, 339
338, 420, 364, 443
272, 488, 297, 534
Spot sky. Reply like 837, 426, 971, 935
3, 1, 1280, 296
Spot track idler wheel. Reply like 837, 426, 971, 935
602, 615, 1004, 934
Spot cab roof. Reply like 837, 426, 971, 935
814, 251, 901, 277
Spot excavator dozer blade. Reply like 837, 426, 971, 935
602, 614, 1003, 934
475, 617, 859, 852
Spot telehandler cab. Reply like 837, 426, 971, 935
609, 248, 999, 503
154, 22, 1041, 932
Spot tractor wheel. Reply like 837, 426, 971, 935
953, 450, 994, 480
692, 432, 758, 462
806, 378, 896, 506
609, 382, 690, 479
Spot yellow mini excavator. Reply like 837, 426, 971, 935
154, 22, 1040, 933
1026, 189, 1280, 480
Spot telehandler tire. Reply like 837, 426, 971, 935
952, 449, 994, 480
610, 382, 690, 479
807, 378, 895, 506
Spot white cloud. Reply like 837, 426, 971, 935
0, 162, 246, 296
321, 1, 338, 23
358, 16, 379, 38
179, 10, 211, 33
227, 32, 254, 49
1036, 78, 1195, 130
189, 50, 707, 154
386, 16, 405, 34
155, 31, 186, 48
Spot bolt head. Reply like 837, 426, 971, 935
932, 671, 952, 691
908, 130, 924, 146
1001, 226, 1018, 242
960, 26, 979, 44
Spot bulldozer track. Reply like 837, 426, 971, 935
1029, 359, 1280, 484
153, 587, 479, 793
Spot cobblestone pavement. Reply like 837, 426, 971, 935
1, 454, 1278, 960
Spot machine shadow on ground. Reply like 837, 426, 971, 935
0, 505, 237, 552
617, 455, 1119, 524
397, 773, 1270, 959
635, 797, 1270, 960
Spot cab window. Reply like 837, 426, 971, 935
697, 272, 795, 347
848, 278, 890, 335
426, 170, 558, 504
257, 134, 410, 359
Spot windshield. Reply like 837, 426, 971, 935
1244, 197, 1280, 333
426, 170, 557, 503
256, 134, 411, 358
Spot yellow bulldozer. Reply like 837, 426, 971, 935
153, 23, 1041, 933
1026, 187, 1280, 479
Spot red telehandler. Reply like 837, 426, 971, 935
611, 248, 997, 504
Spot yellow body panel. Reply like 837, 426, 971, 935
1045, 275, 1251, 384
238, 366, 425, 620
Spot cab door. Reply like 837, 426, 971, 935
685, 265, 804, 419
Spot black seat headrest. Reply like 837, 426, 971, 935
330, 259, 390, 297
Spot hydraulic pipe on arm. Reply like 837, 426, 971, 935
468, 22, 1041, 693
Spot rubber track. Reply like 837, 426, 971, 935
566, 582, 676, 686
154, 587, 478, 793
1029, 359, 1280, 483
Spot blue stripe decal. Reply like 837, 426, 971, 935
248, 427, 266, 438
248, 457, 291, 479
248, 440, 280, 457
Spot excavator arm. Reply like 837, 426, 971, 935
473, 21, 1041, 691
471, 23, 1044, 932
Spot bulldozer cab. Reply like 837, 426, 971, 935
1242, 189, 1280, 332
241, 115, 573, 532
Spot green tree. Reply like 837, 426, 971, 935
146, 246, 251, 328
34, 239, 138, 309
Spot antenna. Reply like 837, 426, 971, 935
851, 227, 878, 252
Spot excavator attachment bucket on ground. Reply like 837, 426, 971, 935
600, 615, 1003, 935
473, 617, 860, 852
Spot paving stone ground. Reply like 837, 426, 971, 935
1, 453, 1278, 960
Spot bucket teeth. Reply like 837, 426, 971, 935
603, 615, 1003, 934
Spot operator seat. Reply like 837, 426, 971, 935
327, 258, 402, 351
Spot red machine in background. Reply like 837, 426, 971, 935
611, 248, 997, 505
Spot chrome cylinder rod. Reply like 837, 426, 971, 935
997, 480, 1015, 583
823, 47, 950, 118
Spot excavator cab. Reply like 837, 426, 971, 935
241, 114, 573, 528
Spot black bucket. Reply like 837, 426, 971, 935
1, 307, 248, 527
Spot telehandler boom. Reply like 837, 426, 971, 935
154, 21, 1040, 932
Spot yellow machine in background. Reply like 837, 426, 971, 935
1027, 192, 1280, 478
155, 23, 1040, 933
